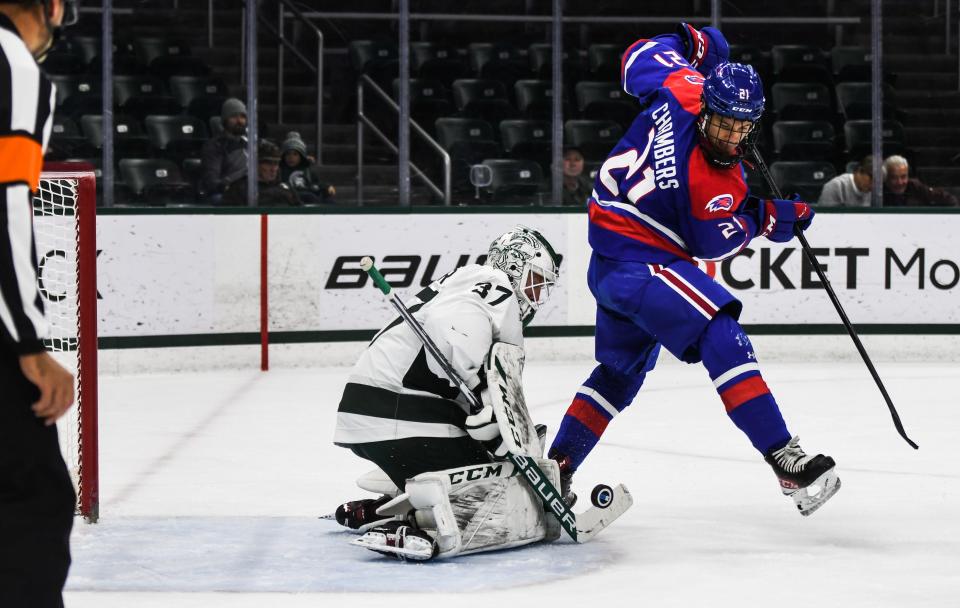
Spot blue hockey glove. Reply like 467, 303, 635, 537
676, 22, 730, 74
739, 195, 814, 243
759, 196, 815, 242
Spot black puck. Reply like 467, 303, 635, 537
590, 484, 614, 508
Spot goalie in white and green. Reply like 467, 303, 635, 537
331, 226, 566, 560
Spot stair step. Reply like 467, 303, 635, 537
896, 72, 958, 90
911, 146, 960, 166
905, 126, 960, 146
886, 54, 957, 72
897, 91, 960, 109
901, 109, 960, 127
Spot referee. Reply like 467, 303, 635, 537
0, 1, 80, 607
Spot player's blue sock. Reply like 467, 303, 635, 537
698, 313, 791, 454
548, 364, 646, 470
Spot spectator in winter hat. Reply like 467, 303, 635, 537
279, 131, 336, 205
200, 97, 249, 201
223, 139, 300, 206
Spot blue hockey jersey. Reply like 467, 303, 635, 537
587, 35, 761, 265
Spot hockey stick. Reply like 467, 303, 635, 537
360, 257, 633, 542
749, 146, 918, 449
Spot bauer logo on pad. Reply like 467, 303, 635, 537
705, 193, 736, 213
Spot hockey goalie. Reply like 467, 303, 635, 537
330, 226, 568, 561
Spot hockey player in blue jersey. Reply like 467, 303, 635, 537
548, 24, 840, 516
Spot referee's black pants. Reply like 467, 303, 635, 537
0, 352, 75, 608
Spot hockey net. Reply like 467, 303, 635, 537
32, 167, 99, 523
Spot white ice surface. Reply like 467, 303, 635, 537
64, 347, 960, 608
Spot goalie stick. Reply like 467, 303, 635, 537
750, 145, 918, 450
360, 256, 632, 543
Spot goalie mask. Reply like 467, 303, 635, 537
485, 226, 562, 325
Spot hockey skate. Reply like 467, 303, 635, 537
765, 436, 841, 516
352, 520, 439, 561
331, 495, 394, 531
549, 451, 578, 507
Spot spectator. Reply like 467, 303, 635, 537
883, 155, 958, 207
200, 97, 248, 202
818, 155, 875, 207
223, 139, 300, 206
561, 146, 593, 206
279, 131, 336, 204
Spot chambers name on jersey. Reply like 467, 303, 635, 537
588, 34, 760, 266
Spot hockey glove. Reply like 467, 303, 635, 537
675, 22, 730, 74
465, 390, 508, 459
741, 195, 815, 243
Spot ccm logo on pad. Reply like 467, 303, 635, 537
705, 193, 736, 213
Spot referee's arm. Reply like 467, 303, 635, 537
0, 24, 74, 422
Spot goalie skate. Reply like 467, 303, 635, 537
765, 436, 841, 516
351, 521, 439, 561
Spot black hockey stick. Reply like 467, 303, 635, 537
360, 257, 633, 542
749, 146, 918, 449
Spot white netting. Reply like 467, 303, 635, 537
32, 177, 83, 512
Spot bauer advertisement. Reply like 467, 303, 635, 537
37, 212, 960, 340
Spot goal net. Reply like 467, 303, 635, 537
32, 167, 99, 523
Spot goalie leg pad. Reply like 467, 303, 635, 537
485, 342, 541, 456
404, 459, 562, 558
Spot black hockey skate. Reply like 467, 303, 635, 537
764, 436, 841, 516
333, 495, 393, 530
351, 520, 439, 561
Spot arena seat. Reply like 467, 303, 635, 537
475, 158, 543, 203
770, 82, 833, 121
575, 81, 637, 130
145, 114, 209, 160
451, 78, 517, 124
769, 160, 837, 201
118, 158, 194, 205
564, 120, 623, 162
499, 119, 552, 171
771, 120, 836, 161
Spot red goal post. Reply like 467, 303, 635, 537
34, 163, 99, 523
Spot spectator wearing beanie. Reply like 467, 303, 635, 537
200, 97, 249, 202
279, 131, 336, 204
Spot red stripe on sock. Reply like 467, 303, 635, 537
568, 398, 610, 437
720, 376, 770, 413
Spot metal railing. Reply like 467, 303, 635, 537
241, 2, 324, 163
356, 75, 451, 206
273, 1, 324, 163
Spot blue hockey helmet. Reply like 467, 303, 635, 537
698, 62, 765, 167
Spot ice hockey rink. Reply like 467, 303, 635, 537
63, 336, 959, 608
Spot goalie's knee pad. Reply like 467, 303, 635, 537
380, 459, 562, 558
355, 468, 400, 497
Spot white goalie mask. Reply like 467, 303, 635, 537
485, 226, 562, 325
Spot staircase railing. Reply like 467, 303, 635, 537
356, 75, 451, 206
259, 0, 324, 163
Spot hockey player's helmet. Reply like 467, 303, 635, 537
698, 62, 765, 168
485, 226, 562, 326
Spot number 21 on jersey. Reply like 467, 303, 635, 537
599, 127, 656, 205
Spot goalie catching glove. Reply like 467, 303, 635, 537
464, 390, 508, 458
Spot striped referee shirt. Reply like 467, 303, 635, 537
0, 13, 56, 358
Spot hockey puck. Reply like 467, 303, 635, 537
590, 484, 614, 509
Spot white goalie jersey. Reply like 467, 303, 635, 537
334, 264, 525, 446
